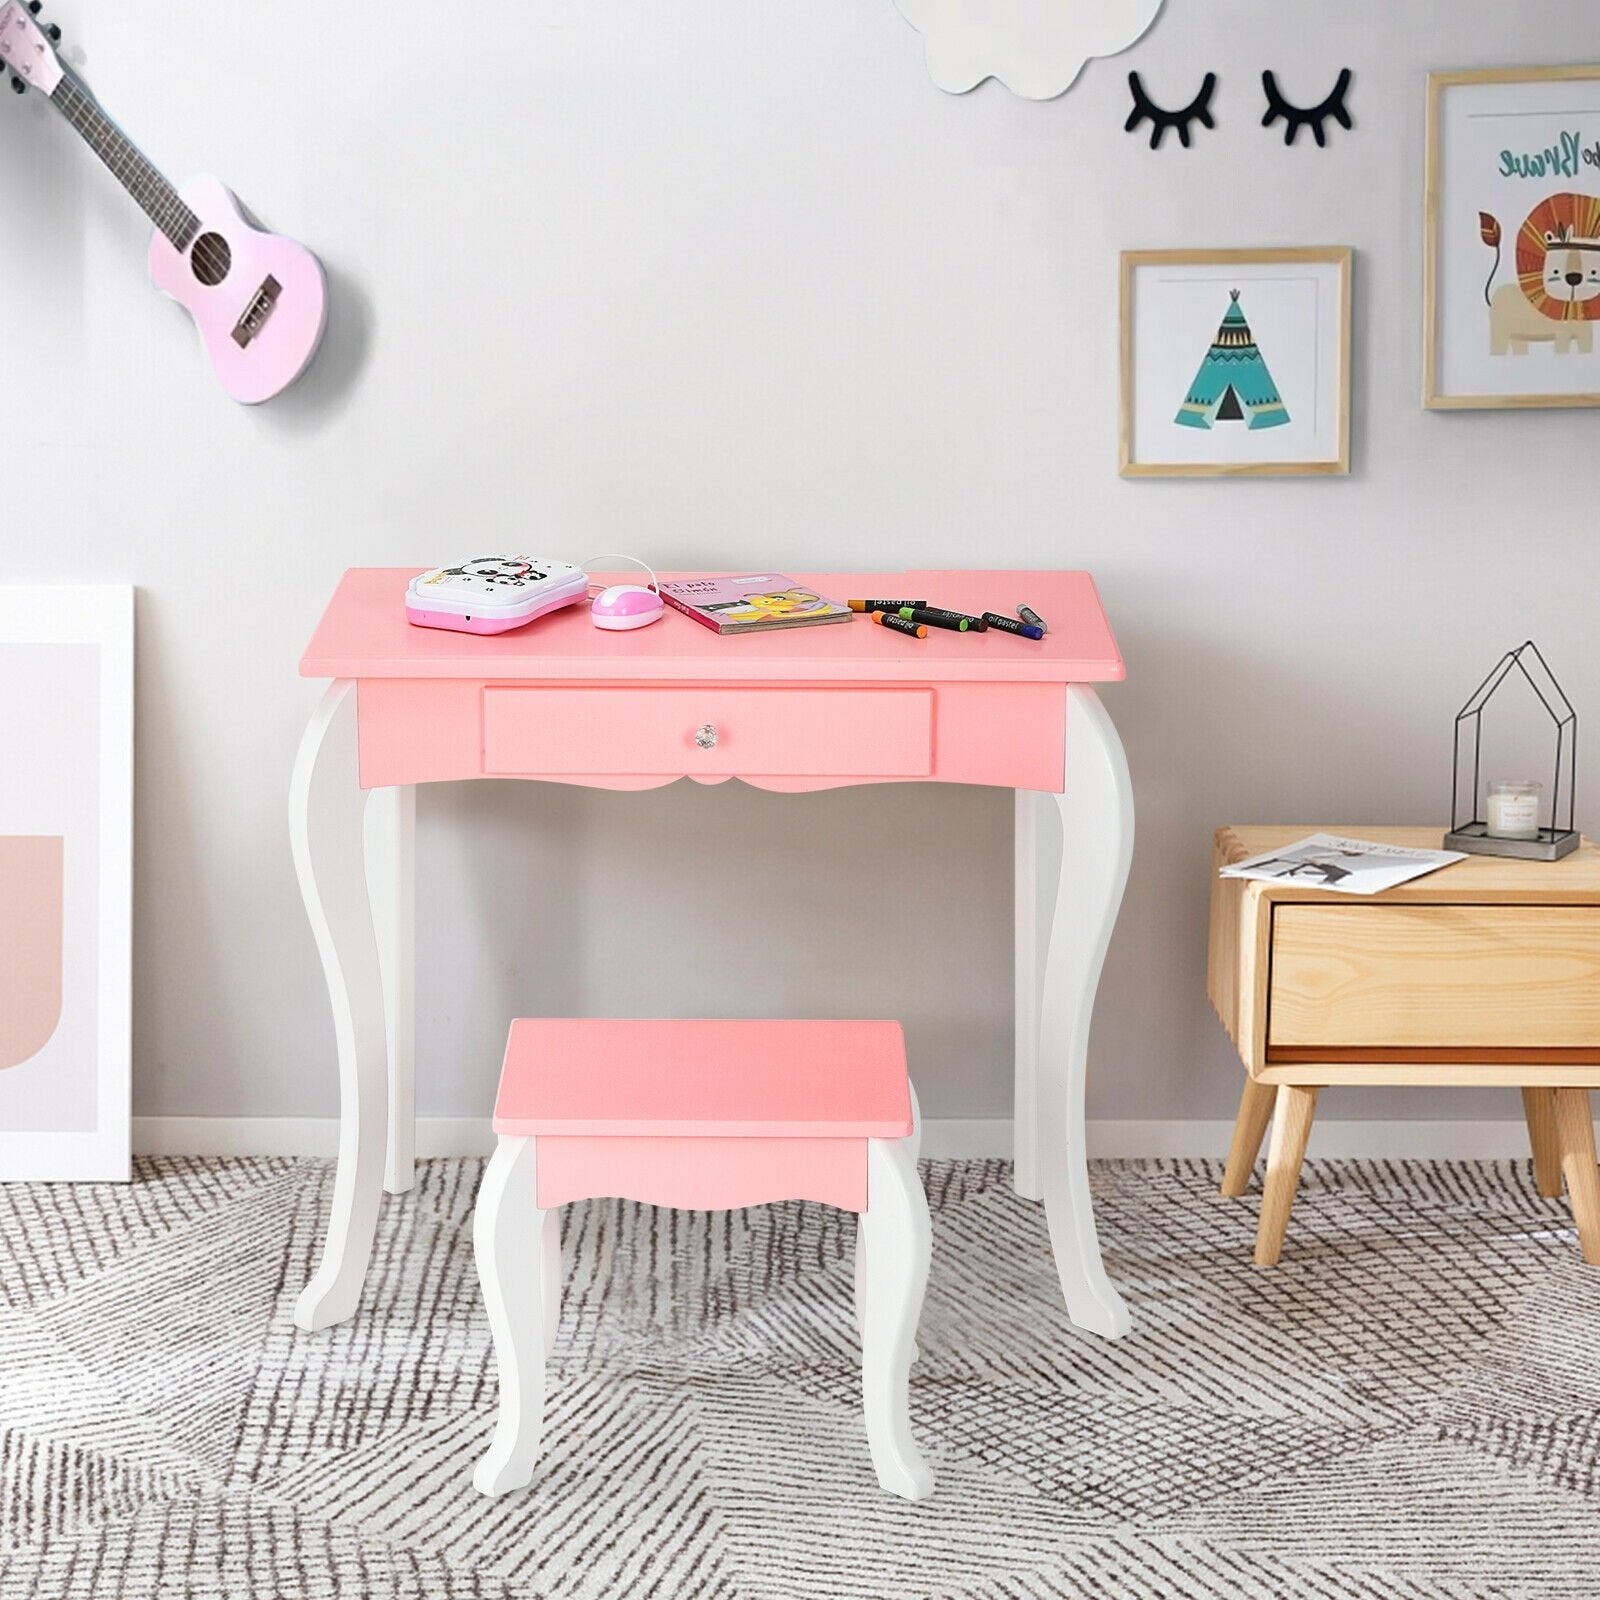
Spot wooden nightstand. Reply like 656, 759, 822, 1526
1209, 825, 1600, 1265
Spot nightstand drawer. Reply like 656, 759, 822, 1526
482, 686, 934, 778
1268, 905, 1600, 1051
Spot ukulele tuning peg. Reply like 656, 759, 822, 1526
9, 75, 25, 94
44, 22, 59, 38
25, 2, 40, 13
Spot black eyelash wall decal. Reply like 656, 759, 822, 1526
1125, 72, 1217, 149
1261, 68, 1354, 147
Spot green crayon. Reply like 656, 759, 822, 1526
901, 606, 984, 633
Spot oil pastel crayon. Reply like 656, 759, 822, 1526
902, 606, 985, 633
1017, 604, 1048, 634
982, 612, 1045, 639
848, 598, 928, 614
871, 611, 927, 638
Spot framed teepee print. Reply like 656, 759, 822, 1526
1425, 67, 1600, 410
1119, 248, 1352, 476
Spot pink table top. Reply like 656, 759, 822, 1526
301, 569, 1124, 685
492, 1018, 912, 1138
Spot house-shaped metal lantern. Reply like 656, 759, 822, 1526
1445, 641, 1578, 861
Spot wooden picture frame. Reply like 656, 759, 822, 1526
1424, 66, 1600, 410
1120, 247, 1352, 478
0, 587, 133, 1181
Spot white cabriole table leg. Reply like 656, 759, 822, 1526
1028, 684, 1134, 1339
291, 680, 391, 1332
366, 783, 416, 1195
1013, 788, 1042, 1200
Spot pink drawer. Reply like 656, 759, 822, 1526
481, 686, 934, 778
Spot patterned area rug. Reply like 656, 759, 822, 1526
2, 1156, 1599, 1598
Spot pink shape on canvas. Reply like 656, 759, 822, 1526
0, 836, 64, 1070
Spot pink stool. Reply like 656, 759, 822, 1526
473, 1017, 935, 1501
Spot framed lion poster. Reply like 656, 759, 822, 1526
1425, 66, 1600, 409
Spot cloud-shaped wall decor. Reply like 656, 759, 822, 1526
895, 0, 1164, 100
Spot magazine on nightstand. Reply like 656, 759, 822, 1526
1219, 833, 1466, 895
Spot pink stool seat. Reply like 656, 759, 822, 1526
495, 1019, 913, 1213
494, 1017, 913, 1137
473, 1016, 935, 1501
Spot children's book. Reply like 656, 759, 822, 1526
658, 574, 852, 635
1219, 833, 1465, 896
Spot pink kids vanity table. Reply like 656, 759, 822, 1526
291, 568, 1134, 1340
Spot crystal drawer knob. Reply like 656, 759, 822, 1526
694, 723, 718, 749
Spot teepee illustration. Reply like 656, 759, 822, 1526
1174, 290, 1290, 430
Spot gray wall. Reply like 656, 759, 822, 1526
4, 0, 1596, 1134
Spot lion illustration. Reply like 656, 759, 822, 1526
1481, 192, 1600, 356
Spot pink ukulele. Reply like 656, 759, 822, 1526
0, 2, 326, 404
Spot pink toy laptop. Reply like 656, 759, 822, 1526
405, 558, 590, 635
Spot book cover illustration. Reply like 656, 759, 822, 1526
659, 574, 852, 634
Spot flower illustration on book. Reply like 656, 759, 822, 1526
1173, 289, 1290, 430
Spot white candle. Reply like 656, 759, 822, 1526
1485, 779, 1542, 840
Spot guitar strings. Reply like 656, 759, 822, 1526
55, 75, 227, 278
56, 78, 191, 238
73, 87, 195, 247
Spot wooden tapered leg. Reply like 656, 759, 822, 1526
1221, 1078, 1277, 1197
1552, 1089, 1600, 1266
1522, 1087, 1563, 1199
1255, 1087, 1317, 1267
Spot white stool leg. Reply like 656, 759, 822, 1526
856, 1082, 922, 1345
541, 1209, 562, 1357
860, 1134, 934, 1501
474, 1136, 548, 1496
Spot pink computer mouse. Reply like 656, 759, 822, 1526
591, 583, 665, 631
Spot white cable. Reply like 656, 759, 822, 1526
580, 553, 659, 597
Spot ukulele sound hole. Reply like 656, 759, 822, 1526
189, 232, 232, 287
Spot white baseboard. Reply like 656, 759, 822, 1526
130, 1116, 1546, 1162
1082, 1118, 1542, 1160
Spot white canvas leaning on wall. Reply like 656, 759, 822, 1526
1426, 66, 1600, 409
0, 587, 132, 1181
1120, 248, 1351, 477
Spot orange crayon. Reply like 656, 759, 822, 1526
871, 612, 927, 639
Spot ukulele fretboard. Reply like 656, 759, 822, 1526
52, 73, 198, 250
